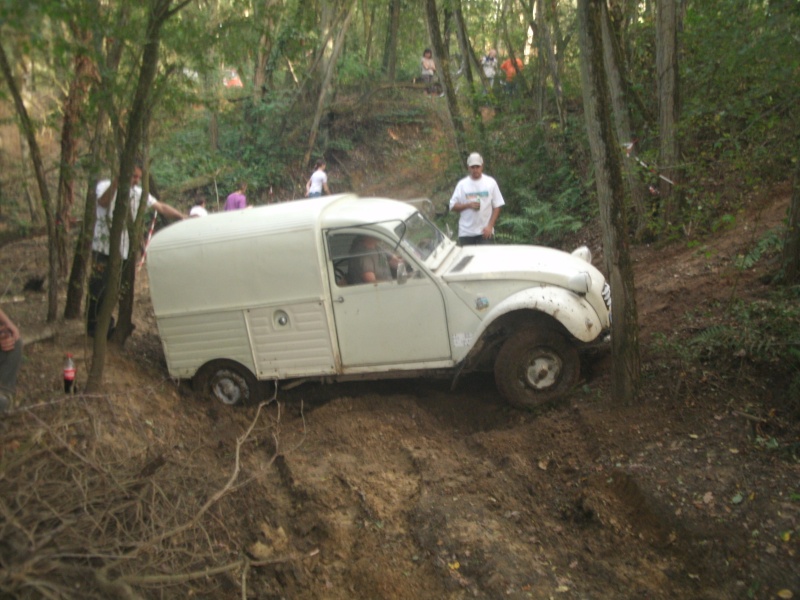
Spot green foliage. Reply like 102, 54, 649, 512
680, 0, 800, 210
712, 213, 736, 233
480, 114, 592, 246
665, 289, 800, 378
152, 89, 297, 201
651, 287, 800, 423
336, 54, 375, 89
497, 189, 584, 246
734, 228, 784, 270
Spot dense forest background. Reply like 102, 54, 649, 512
0, 0, 798, 388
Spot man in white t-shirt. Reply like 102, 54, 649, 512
88, 165, 184, 337
189, 197, 209, 217
448, 152, 505, 245
306, 158, 331, 197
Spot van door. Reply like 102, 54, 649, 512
326, 231, 451, 367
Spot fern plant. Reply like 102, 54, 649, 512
498, 201, 583, 245
735, 227, 784, 270
497, 185, 584, 246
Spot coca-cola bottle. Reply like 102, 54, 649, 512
63, 353, 76, 394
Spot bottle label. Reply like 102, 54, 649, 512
64, 368, 76, 381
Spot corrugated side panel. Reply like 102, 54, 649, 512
157, 311, 255, 378
248, 302, 336, 378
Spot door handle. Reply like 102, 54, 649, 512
334, 296, 345, 303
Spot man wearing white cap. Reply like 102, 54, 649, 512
449, 152, 505, 245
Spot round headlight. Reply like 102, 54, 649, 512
568, 272, 591, 294
571, 245, 592, 264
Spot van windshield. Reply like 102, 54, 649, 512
394, 211, 448, 261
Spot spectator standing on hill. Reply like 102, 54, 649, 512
189, 197, 208, 217
421, 49, 436, 96
449, 152, 505, 246
500, 56, 523, 94
0, 306, 22, 412
481, 49, 498, 89
224, 182, 248, 211
306, 159, 331, 197
89, 165, 185, 338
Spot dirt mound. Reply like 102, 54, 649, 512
1, 187, 798, 599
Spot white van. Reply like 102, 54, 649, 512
147, 194, 611, 409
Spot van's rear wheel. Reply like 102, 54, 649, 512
494, 328, 580, 410
194, 360, 259, 406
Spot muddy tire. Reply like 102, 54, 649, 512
494, 328, 580, 410
194, 360, 260, 406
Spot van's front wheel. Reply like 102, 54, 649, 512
494, 328, 580, 410
194, 360, 259, 406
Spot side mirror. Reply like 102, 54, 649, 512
396, 261, 408, 284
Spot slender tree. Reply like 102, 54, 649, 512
520, 0, 565, 127
382, 0, 400, 79
453, 0, 486, 129
64, 5, 130, 320
304, 0, 358, 167
424, 0, 465, 157
780, 145, 800, 284
55, 18, 97, 278
577, 0, 640, 404
253, 0, 281, 101
655, 0, 680, 233
600, 1, 649, 239
0, 43, 59, 322
87, 0, 193, 392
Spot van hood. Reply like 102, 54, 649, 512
441, 244, 603, 289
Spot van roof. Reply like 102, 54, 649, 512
149, 194, 418, 251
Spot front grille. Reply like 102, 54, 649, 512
602, 282, 612, 310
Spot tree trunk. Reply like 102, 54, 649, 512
0, 43, 59, 322
55, 26, 95, 278
64, 5, 128, 320
500, 16, 528, 97
19, 138, 42, 225
87, 0, 188, 392
303, 0, 357, 167
381, 0, 400, 80
453, 0, 485, 129
64, 112, 105, 320
424, 0, 465, 157
577, 0, 640, 404
114, 146, 153, 345
533, 0, 547, 120
780, 150, 800, 284
600, 1, 649, 240
363, 2, 376, 65
454, 0, 484, 89
655, 0, 681, 232
253, 0, 280, 101
521, 0, 564, 126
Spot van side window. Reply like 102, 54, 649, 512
327, 233, 403, 286
327, 234, 356, 287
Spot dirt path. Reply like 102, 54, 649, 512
1, 185, 798, 599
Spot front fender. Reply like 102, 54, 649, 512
477, 286, 603, 343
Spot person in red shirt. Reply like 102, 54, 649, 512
500, 56, 523, 94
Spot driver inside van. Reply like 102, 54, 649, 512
346, 235, 402, 284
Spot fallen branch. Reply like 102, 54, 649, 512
731, 409, 767, 423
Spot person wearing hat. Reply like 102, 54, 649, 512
448, 152, 505, 245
